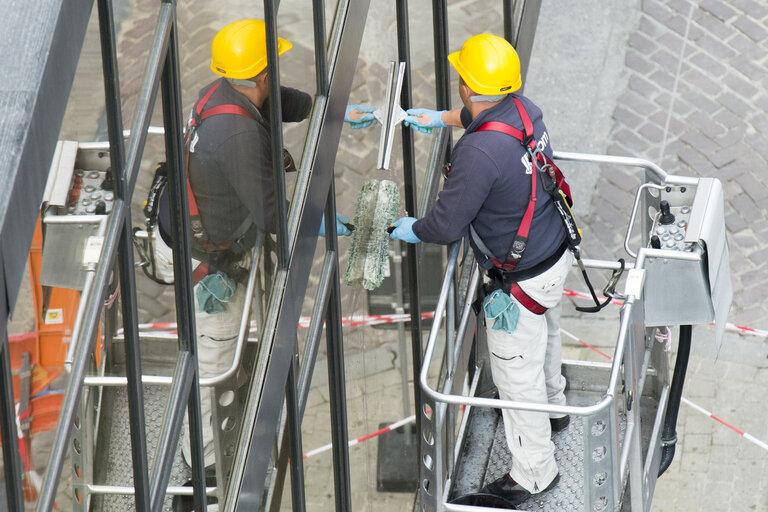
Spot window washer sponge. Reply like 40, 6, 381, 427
343, 179, 400, 290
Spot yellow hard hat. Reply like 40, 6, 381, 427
447, 34, 521, 96
211, 19, 292, 79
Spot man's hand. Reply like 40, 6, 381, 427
344, 105, 377, 129
403, 108, 446, 133
389, 216, 421, 244
320, 213, 354, 237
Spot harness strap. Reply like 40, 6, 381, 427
476, 98, 540, 272
509, 282, 547, 315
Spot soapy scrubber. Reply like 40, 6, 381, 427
343, 179, 400, 290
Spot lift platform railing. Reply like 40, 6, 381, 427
417, 153, 730, 511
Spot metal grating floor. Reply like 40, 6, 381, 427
450, 390, 629, 512
91, 384, 193, 511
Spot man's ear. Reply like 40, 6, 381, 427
459, 81, 472, 99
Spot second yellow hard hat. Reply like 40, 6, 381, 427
211, 19, 292, 79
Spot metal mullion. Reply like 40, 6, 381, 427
36, 6, 176, 510
395, 0, 424, 460
154, 5, 207, 511
512, 0, 542, 93
503, 0, 515, 45
148, 352, 195, 509
298, 253, 335, 419
96, 0, 151, 509
323, 181, 352, 512
286, 361, 306, 512
264, 0, 288, 268
0, 334, 24, 512
431, 0, 451, 111
312, 0, 328, 96
227, 2, 370, 507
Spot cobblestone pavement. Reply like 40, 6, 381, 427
8, 0, 767, 511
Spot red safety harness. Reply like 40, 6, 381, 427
472, 97, 573, 315
185, 81, 255, 283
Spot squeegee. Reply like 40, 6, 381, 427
343, 179, 400, 290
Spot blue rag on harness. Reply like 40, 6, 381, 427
483, 289, 519, 334
196, 271, 236, 314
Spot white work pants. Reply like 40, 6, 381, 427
485, 249, 573, 493
181, 281, 244, 468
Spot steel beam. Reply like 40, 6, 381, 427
226, 0, 370, 508
96, 0, 151, 509
154, 5, 207, 510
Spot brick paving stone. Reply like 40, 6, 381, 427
733, 15, 768, 42
628, 31, 657, 54
692, 9, 735, 40
650, 46, 682, 73
699, 0, 739, 22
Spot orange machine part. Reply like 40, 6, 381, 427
10, 215, 103, 410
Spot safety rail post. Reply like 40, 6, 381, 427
96, 0, 152, 509
153, 3, 207, 510
419, 241, 462, 511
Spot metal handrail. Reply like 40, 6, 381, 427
83, 230, 265, 388
552, 150, 698, 187
419, 245, 637, 418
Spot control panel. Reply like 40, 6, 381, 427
60, 169, 116, 216
649, 200, 692, 251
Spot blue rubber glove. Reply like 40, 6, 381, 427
344, 105, 377, 129
319, 213, 353, 237
403, 108, 446, 134
389, 216, 421, 244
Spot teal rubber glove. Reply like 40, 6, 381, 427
389, 216, 421, 244
320, 213, 353, 237
344, 105, 377, 129
403, 108, 446, 134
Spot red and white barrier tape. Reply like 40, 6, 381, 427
303, 414, 417, 459
560, 326, 768, 453
563, 288, 768, 339
113, 289, 768, 340
122, 311, 437, 335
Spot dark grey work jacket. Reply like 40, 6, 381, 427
188, 78, 311, 245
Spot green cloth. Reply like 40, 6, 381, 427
196, 271, 236, 314
483, 289, 519, 334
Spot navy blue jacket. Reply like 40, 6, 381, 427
412, 94, 567, 271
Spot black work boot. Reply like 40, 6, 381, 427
482, 472, 560, 508
550, 415, 570, 433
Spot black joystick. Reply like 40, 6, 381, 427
101, 168, 114, 191
659, 200, 675, 225
95, 200, 107, 215
651, 235, 661, 249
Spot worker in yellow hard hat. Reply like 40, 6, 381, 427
171, 18, 350, 512
390, 34, 573, 508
